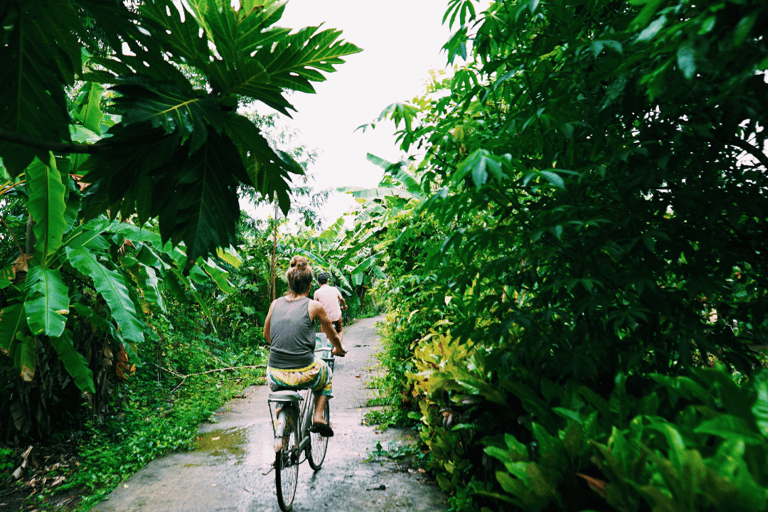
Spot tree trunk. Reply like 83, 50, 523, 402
271, 203, 278, 302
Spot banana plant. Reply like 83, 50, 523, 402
0, 151, 240, 396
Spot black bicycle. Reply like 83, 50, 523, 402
268, 336, 335, 511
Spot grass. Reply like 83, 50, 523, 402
70, 371, 265, 510
2, 332, 268, 512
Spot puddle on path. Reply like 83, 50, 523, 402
195, 426, 252, 464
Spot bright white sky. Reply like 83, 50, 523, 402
254, 0, 454, 223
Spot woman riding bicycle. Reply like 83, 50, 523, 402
263, 255, 346, 437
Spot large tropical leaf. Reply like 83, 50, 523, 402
75, 0, 142, 57
138, 265, 166, 313
185, 0, 290, 64
110, 80, 225, 154
50, 330, 95, 394
216, 246, 243, 268
64, 228, 112, 251
79, 1, 185, 84
181, 0, 361, 113
105, 219, 165, 247
27, 154, 67, 261
65, 247, 145, 344
318, 218, 345, 241
0, 0, 80, 175
223, 113, 297, 213
201, 259, 236, 294
350, 253, 381, 276
78, 125, 180, 221
25, 267, 69, 338
72, 82, 106, 134
139, 0, 211, 69
171, 130, 243, 261
16, 334, 37, 382
249, 25, 361, 98
366, 154, 422, 192
0, 303, 26, 358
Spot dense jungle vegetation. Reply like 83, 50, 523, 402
2, 0, 768, 511
361, 0, 768, 511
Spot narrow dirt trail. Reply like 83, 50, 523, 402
92, 316, 448, 512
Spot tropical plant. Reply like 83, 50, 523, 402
0, 154, 240, 439
481, 365, 768, 512
363, 0, 768, 510
0, 0, 360, 262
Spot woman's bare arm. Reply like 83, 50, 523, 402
263, 300, 276, 342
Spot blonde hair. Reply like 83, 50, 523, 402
285, 255, 313, 294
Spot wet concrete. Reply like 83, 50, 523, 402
92, 316, 448, 512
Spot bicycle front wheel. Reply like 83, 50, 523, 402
275, 414, 300, 511
307, 401, 329, 470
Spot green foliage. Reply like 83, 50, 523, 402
370, 0, 768, 387
480, 366, 768, 512
407, 325, 768, 511
358, 0, 768, 510
0, 191, 240, 439
0, 446, 13, 473
1, 0, 360, 260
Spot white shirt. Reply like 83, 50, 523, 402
314, 285, 343, 321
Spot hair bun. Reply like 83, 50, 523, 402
286, 255, 313, 294
290, 255, 307, 270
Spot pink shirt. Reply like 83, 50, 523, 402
314, 285, 343, 321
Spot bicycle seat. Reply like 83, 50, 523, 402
268, 390, 301, 402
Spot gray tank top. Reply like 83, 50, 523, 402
267, 297, 316, 369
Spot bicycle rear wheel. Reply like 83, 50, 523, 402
275, 412, 300, 511
307, 401, 329, 470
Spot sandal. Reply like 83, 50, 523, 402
310, 422, 334, 437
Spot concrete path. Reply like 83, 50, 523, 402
92, 316, 448, 512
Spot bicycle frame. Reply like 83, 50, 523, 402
268, 339, 335, 511
268, 389, 314, 452
268, 350, 335, 453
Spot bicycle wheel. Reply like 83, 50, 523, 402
275, 411, 300, 511
307, 400, 329, 470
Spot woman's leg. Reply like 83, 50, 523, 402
310, 358, 332, 425
313, 395, 329, 424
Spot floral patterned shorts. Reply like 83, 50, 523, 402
267, 358, 332, 397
